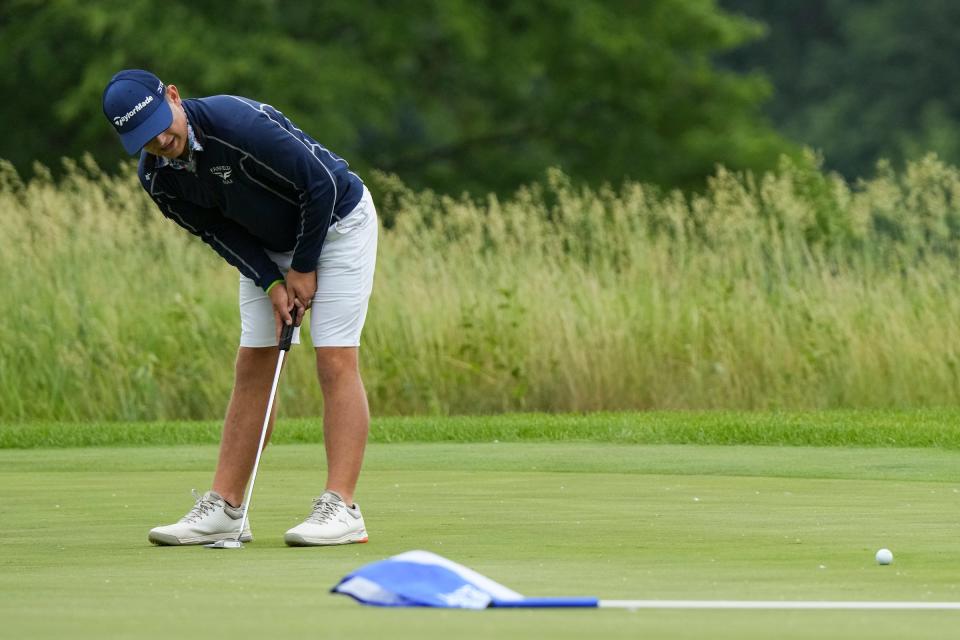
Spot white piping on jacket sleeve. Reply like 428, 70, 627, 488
222, 95, 339, 258
150, 169, 262, 282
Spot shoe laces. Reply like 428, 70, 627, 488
180, 489, 219, 524
306, 495, 342, 525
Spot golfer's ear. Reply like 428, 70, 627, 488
166, 84, 181, 105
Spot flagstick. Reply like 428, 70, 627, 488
598, 600, 960, 610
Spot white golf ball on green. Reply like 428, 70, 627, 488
875, 548, 893, 565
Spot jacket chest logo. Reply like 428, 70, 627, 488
210, 165, 233, 184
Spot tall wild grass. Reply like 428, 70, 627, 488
2, 152, 960, 421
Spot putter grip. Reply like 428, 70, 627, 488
279, 321, 295, 351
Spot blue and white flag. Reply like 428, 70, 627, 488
332, 550, 598, 609
333, 552, 960, 611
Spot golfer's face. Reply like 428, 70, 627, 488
143, 89, 188, 159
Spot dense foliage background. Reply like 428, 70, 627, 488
6, 1, 955, 193
2, 0, 791, 194
4, 2, 960, 419
721, 0, 960, 180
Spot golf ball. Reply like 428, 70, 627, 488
875, 548, 893, 565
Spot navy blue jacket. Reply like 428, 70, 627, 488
138, 95, 364, 290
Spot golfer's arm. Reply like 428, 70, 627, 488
229, 119, 336, 274
154, 198, 283, 291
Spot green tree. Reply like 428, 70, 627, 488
1, 0, 790, 193
722, 0, 960, 179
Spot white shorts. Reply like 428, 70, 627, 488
238, 186, 378, 348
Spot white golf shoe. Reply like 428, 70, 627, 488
284, 490, 368, 546
148, 490, 252, 546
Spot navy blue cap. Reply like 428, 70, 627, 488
102, 69, 173, 155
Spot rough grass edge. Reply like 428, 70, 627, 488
3, 409, 960, 450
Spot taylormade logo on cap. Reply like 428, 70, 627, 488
103, 69, 175, 155
113, 94, 155, 128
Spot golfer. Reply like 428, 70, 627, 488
102, 69, 377, 547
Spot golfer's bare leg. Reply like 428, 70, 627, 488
212, 346, 281, 507
316, 346, 369, 506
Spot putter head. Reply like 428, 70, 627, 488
205, 539, 244, 549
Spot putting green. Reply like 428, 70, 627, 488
2, 442, 960, 639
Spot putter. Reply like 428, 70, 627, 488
206, 317, 297, 549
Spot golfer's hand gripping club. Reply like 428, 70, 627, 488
279, 320, 295, 352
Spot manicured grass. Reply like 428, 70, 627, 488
4, 409, 960, 449
2, 441, 960, 639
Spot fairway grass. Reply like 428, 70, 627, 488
3, 442, 960, 639
7, 408, 960, 449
